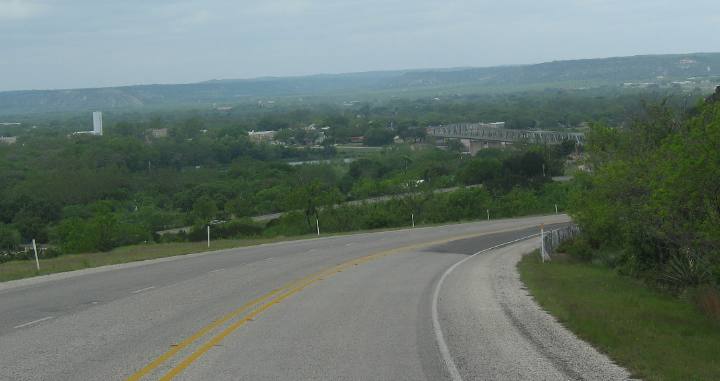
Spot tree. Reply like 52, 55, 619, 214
192, 196, 218, 223
12, 210, 48, 242
446, 139, 465, 153
285, 181, 342, 230
569, 100, 720, 285
364, 128, 394, 146
458, 158, 502, 185
0, 224, 21, 253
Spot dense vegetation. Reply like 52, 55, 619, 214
0, 85, 712, 274
566, 89, 720, 314
0, 93, 581, 260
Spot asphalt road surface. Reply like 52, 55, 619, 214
0, 215, 629, 380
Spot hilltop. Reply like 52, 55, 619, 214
1, 52, 718, 115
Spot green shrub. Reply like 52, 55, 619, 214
558, 238, 593, 261
661, 251, 713, 290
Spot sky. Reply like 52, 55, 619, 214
1, 0, 719, 92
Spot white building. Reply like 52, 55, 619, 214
71, 112, 105, 137
0, 136, 17, 144
150, 128, 168, 138
93, 111, 103, 136
248, 130, 277, 143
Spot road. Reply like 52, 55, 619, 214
0, 215, 629, 380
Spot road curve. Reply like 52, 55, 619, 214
436, 239, 631, 380
0, 214, 627, 380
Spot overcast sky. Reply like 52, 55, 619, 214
1, 0, 718, 91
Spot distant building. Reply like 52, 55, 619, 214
248, 130, 277, 143
150, 128, 168, 138
93, 111, 103, 136
71, 112, 104, 137
0, 136, 17, 144
71, 131, 96, 136
0, 122, 21, 126
350, 136, 365, 144
215, 106, 233, 111
257, 100, 276, 108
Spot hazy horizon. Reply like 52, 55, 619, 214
2, 0, 719, 92
2, 50, 719, 93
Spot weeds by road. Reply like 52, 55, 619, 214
0, 236, 308, 283
519, 253, 720, 381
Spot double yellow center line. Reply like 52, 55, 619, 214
126, 228, 515, 380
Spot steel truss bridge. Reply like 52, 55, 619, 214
427, 123, 585, 145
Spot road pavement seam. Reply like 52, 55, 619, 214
431, 233, 541, 381
131, 286, 156, 294
13, 316, 54, 329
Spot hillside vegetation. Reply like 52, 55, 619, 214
569, 91, 720, 289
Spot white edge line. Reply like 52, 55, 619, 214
431, 232, 542, 381
14, 316, 54, 329
131, 286, 155, 294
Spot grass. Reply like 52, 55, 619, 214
0, 212, 556, 284
518, 253, 720, 381
0, 220, 453, 283
0, 236, 312, 283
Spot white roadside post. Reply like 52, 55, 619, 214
32, 239, 40, 272
555, 204, 559, 214
207, 225, 210, 248
411, 213, 415, 228
486, 209, 490, 221
316, 218, 320, 236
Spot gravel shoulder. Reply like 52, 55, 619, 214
436, 239, 632, 380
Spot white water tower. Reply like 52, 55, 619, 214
92, 111, 103, 136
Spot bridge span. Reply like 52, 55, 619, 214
427, 123, 585, 146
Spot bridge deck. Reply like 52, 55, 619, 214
427, 123, 584, 145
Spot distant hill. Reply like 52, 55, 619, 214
1, 52, 719, 115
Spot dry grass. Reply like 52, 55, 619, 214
695, 286, 720, 321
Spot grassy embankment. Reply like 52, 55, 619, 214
0, 236, 310, 283
0, 218, 472, 283
519, 253, 720, 381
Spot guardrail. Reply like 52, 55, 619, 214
540, 224, 580, 262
